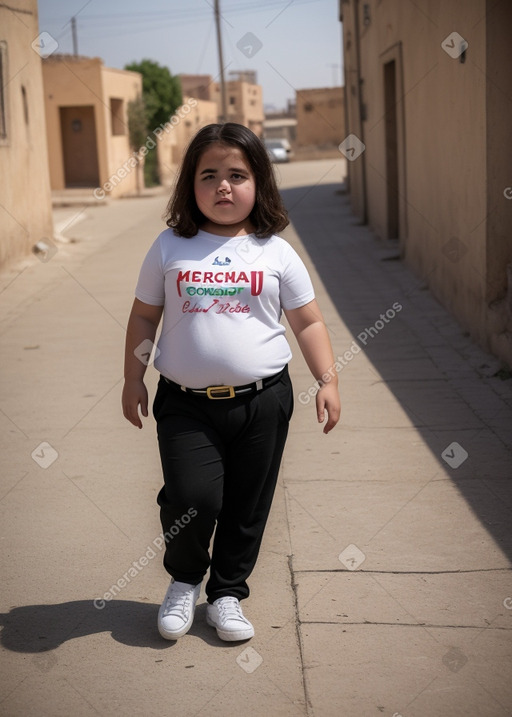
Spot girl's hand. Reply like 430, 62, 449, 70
122, 379, 149, 429
316, 382, 341, 434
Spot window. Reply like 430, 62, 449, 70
304, 102, 313, 112
0, 41, 8, 141
110, 98, 125, 135
229, 96, 236, 105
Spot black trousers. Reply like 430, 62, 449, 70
153, 365, 293, 604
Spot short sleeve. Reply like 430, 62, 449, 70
134, 236, 165, 306
279, 243, 315, 310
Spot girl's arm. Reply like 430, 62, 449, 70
122, 298, 164, 429
284, 299, 341, 434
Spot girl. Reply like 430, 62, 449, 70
122, 123, 340, 642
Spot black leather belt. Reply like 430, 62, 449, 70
162, 366, 286, 399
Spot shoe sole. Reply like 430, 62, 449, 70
158, 617, 194, 640
206, 614, 254, 641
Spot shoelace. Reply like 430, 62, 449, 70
163, 586, 192, 617
217, 597, 247, 623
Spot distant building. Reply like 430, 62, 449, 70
212, 80, 264, 137
0, 0, 54, 268
42, 55, 143, 198
180, 73, 265, 137
179, 74, 213, 102
229, 70, 257, 85
340, 0, 512, 365
157, 96, 219, 187
295, 87, 345, 148
263, 117, 297, 146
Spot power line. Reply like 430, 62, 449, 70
45, 0, 326, 30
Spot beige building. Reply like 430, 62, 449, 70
180, 73, 264, 138
179, 74, 213, 102
42, 55, 143, 198
212, 80, 264, 137
263, 117, 297, 146
0, 0, 54, 268
157, 96, 219, 187
296, 87, 345, 147
340, 0, 512, 366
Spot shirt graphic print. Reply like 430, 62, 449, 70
135, 229, 315, 387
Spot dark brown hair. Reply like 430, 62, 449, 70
165, 123, 289, 238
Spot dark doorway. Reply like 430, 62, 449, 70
59, 105, 100, 187
383, 60, 399, 239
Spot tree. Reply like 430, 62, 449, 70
124, 60, 182, 185
127, 96, 147, 194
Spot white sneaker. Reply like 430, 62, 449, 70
158, 579, 201, 640
206, 596, 255, 641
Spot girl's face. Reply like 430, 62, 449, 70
194, 143, 256, 236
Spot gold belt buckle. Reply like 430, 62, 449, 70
206, 385, 236, 399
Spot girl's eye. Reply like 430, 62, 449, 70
231, 173, 245, 180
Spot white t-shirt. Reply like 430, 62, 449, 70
135, 228, 315, 387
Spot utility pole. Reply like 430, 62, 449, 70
327, 63, 341, 86
71, 16, 78, 56
214, 0, 227, 122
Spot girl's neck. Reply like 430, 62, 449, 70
200, 219, 255, 238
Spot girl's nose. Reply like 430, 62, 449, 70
218, 179, 231, 193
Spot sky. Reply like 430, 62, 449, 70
37, 0, 344, 111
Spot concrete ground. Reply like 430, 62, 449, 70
1, 159, 511, 716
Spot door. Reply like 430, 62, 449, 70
384, 60, 399, 239
59, 105, 100, 187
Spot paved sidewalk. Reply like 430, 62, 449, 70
280, 162, 512, 716
0, 160, 511, 716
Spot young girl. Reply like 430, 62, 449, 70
122, 123, 340, 642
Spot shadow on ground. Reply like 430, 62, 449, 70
281, 180, 512, 562
0, 601, 238, 652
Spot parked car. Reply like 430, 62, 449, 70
264, 139, 292, 163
